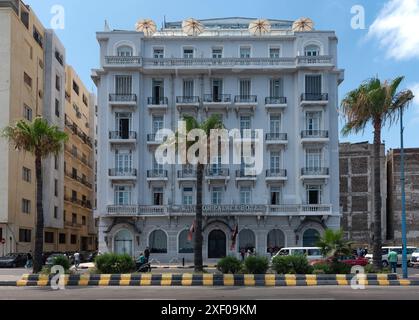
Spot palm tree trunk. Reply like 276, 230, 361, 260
33, 153, 44, 273
372, 119, 383, 270
194, 163, 204, 272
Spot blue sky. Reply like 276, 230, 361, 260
25, 0, 419, 150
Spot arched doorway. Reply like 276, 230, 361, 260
114, 229, 133, 256
238, 229, 255, 253
267, 229, 285, 254
303, 229, 320, 247
208, 230, 226, 259
149, 230, 168, 253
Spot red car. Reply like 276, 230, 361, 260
310, 255, 369, 267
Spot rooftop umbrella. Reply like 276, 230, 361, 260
292, 17, 314, 32
248, 19, 271, 36
135, 19, 157, 37
182, 18, 204, 36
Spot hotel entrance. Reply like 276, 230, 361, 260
208, 230, 226, 259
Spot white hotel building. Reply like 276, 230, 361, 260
92, 17, 344, 262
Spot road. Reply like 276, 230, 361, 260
0, 286, 419, 300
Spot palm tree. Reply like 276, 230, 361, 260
340, 76, 414, 270
168, 114, 224, 272
2, 117, 68, 273
316, 229, 353, 263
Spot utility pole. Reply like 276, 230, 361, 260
400, 108, 408, 279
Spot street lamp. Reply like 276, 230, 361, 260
400, 108, 408, 279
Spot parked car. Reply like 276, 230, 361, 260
365, 246, 417, 267
45, 253, 69, 266
0, 253, 27, 268
310, 255, 369, 267
271, 247, 323, 263
411, 248, 419, 267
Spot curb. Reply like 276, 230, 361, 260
7, 273, 419, 287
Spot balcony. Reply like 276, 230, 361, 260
147, 169, 169, 182
104, 56, 141, 69
301, 167, 330, 180
235, 169, 257, 182
64, 196, 92, 209
205, 167, 230, 184
177, 168, 197, 181
203, 94, 232, 113
176, 96, 200, 112
108, 168, 137, 181
147, 133, 166, 147
265, 169, 288, 182
265, 97, 287, 110
64, 171, 93, 189
300, 93, 329, 107
109, 94, 137, 107
233, 130, 262, 144
109, 131, 137, 145
147, 97, 168, 112
296, 56, 333, 67
265, 133, 288, 146
301, 130, 329, 144
234, 95, 258, 112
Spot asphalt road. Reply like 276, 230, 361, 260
1, 286, 419, 300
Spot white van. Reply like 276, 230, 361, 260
365, 246, 417, 267
411, 248, 419, 267
271, 247, 323, 262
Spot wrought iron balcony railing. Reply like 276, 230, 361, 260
266, 169, 287, 178
203, 94, 232, 103
301, 167, 330, 176
301, 130, 329, 139
265, 133, 288, 141
109, 131, 137, 140
109, 94, 137, 102
177, 169, 197, 179
147, 97, 168, 105
265, 97, 287, 105
234, 95, 257, 103
147, 169, 168, 178
108, 168, 137, 177
176, 96, 200, 104
206, 168, 230, 177
301, 93, 329, 102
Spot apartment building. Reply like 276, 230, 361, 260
0, 0, 96, 255
339, 142, 387, 247
92, 17, 344, 262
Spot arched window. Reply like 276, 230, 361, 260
178, 230, 194, 253
149, 230, 167, 253
267, 229, 285, 254
303, 229, 320, 247
304, 45, 320, 57
117, 45, 133, 57
114, 229, 133, 256
238, 229, 256, 252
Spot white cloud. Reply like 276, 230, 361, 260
368, 0, 419, 60
407, 82, 419, 125
411, 83, 419, 106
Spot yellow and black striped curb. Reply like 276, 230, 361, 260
10, 273, 419, 287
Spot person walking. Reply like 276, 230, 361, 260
144, 247, 150, 263
25, 251, 33, 269
240, 248, 246, 261
388, 249, 398, 273
73, 251, 80, 269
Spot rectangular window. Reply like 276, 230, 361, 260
24, 72, 32, 88
270, 115, 281, 133
211, 187, 223, 205
270, 79, 283, 97
22, 167, 31, 182
306, 148, 322, 169
55, 99, 60, 117
45, 232, 54, 244
153, 187, 164, 206
306, 111, 321, 131
182, 187, 194, 205
33, 27, 43, 48
211, 79, 223, 100
306, 185, 322, 204
239, 79, 251, 97
22, 199, 31, 214
55, 51, 64, 66
240, 187, 251, 204
54, 179, 58, 197
71, 190, 77, 201
54, 206, 58, 219
240, 47, 251, 58
19, 229, 31, 243
72, 213, 77, 224
305, 75, 322, 94
270, 187, 281, 205
82, 216, 86, 225
115, 151, 132, 172
270, 151, 281, 170
212, 48, 223, 59
115, 75, 132, 95
114, 185, 131, 205
55, 75, 61, 91
72, 168, 77, 180
183, 79, 194, 97
82, 94, 88, 106
153, 48, 164, 59
183, 48, 194, 59
20, 10, 29, 29
152, 115, 164, 135
71, 234, 77, 244
59, 233, 66, 244
72, 81, 79, 95
23, 104, 32, 121
269, 47, 280, 58
54, 155, 59, 170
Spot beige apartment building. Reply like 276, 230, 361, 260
0, 0, 96, 256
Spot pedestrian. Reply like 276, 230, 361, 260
25, 251, 33, 269
357, 247, 362, 257
144, 246, 150, 263
388, 249, 398, 273
246, 249, 251, 258
74, 251, 80, 268
240, 248, 245, 261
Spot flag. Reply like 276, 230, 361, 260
230, 225, 239, 250
188, 220, 196, 241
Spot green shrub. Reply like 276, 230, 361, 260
95, 253, 136, 274
244, 256, 269, 274
330, 261, 352, 274
363, 264, 390, 274
217, 256, 242, 274
271, 255, 313, 274
52, 255, 70, 271
312, 263, 333, 274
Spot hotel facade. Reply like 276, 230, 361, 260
93, 17, 344, 262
